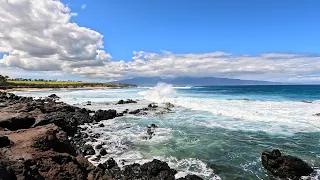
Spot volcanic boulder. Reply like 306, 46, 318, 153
261, 149, 313, 179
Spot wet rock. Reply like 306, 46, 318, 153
98, 158, 117, 170
48, 94, 59, 100
98, 123, 105, 127
95, 144, 103, 150
314, 113, 320, 116
150, 124, 158, 128
301, 100, 312, 103
91, 155, 101, 162
93, 109, 117, 122
99, 149, 108, 156
86, 101, 92, 105
177, 175, 204, 180
83, 145, 95, 156
117, 99, 137, 104
129, 109, 140, 114
117, 99, 125, 104
147, 124, 157, 139
0, 136, 13, 148
261, 149, 313, 179
91, 133, 101, 139
148, 103, 158, 109
165, 102, 175, 108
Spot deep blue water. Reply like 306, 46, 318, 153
179, 85, 320, 101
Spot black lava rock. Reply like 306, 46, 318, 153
261, 149, 313, 179
0, 136, 13, 148
100, 149, 108, 156
93, 109, 117, 122
83, 145, 95, 156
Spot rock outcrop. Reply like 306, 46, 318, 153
117, 99, 137, 105
261, 149, 313, 179
0, 92, 203, 180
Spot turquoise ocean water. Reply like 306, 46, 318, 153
13, 85, 320, 179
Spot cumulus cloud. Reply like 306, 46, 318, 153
69, 51, 320, 82
0, 0, 319, 83
0, 0, 110, 71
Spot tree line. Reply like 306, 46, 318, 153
0, 75, 9, 84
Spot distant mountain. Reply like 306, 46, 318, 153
111, 77, 282, 86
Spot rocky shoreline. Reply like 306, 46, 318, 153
0, 92, 316, 180
0, 92, 201, 180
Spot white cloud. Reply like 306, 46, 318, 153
81, 4, 86, 9
0, 0, 319, 83
68, 51, 320, 82
0, 0, 110, 71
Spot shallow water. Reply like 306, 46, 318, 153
13, 84, 320, 179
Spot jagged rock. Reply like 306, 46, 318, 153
0, 163, 17, 180
24, 153, 88, 180
177, 175, 204, 180
103, 158, 117, 169
147, 124, 157, 139
0, 92, 205, 180
148, 103, 158, 108
93, 109, 117, 122
129, 109, 140, 115
99, 149, 107, 156
0, 136, 13, 148
32, 128, 76, 156
83, 145, 95, 156
48, 94, 59, 100
0, 116, 35, 131
117, 99, 137, 105
117, 99, 125, 104
95, 144, 103, 150
261, 149, 313, 179
98, 123, 105, 127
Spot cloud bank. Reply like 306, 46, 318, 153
0, 0, 319, 83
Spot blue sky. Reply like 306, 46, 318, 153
0, 0, 320, 83
65, 0, 320, 61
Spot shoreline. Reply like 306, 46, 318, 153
0, 92, 202, 180
0, 91, 316, 180
0, 86, 132, 92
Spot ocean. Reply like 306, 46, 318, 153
13, 84, 320, 179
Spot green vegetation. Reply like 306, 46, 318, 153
0, 75, 136, 89
0, 75, 9, 84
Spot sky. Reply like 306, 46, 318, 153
0, 0, 320, 83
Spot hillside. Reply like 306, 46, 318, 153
111, 77, 282, 86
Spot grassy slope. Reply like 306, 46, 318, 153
1, 80, 136, 89
8, 80, 88, 85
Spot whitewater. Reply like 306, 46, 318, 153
12, 84, 320, 179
